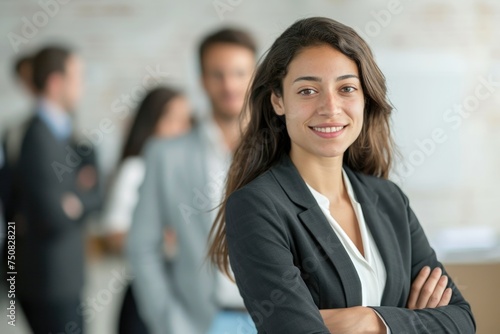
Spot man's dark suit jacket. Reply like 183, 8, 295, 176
14, 114, 101, 302
226, 154, 475, 334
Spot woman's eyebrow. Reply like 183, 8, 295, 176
336, 74, 359, 82
293, 75, 321, 83
292, 74, 359, 83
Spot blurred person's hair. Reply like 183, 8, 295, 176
198, 27, 257, 72
120, 86, 182, 161
208, 17, 395, 276
32, 45, 72, 92
13, 54, 32, 78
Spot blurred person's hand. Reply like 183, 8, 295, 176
407, 266, 452, 309
163, 228, 178, 259
105, 232, 127, 254
61, 192, 83, 220
77, 165, 97, 190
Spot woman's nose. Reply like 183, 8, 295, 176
318, 92, 341, 116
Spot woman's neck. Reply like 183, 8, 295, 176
289, 145, 346, 205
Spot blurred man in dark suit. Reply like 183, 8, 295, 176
0, 146, 5, 259
13, 45, 101, 333
1, 54, 36, 223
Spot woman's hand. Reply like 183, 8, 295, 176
319, 307, 385, 334
407, 266, 452, 309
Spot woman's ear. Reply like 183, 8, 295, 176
271, 91, 285, 116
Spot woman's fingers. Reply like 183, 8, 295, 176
425, 274, 448, 308
415, 267, 443, 308
407, 266, 431, 309
437, 287, 453, 307
408, 266, 452, 309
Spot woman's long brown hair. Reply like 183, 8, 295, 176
208, 17, 394, 277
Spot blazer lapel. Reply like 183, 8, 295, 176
344, 168, 405, 306
271, 155, 362, 307
298, 208, 363, 307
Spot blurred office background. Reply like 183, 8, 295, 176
0, 0, 499, 333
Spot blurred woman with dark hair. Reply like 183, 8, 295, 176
102, 86, 192, 334
104, 86, 191, 251
208, 17, 475, 333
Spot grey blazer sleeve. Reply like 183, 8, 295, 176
226, 186, 330, 334
371, 187, 476, 333
126, 139, 183, 334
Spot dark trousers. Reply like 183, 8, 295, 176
118, 284, 148, 334
19, 297, 83, 334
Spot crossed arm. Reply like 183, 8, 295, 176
319, 266, 453, 333
226, 187, 475, 334
20, 129, 101, 233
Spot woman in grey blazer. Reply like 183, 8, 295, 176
208, 17, 475, 333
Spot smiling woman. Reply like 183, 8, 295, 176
208, 17, 475, 334
271, 45, 365, 163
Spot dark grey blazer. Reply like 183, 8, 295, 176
15, 114, 101, 301
226, 154, 475, 334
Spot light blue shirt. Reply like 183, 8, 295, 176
36, 98, 73, 141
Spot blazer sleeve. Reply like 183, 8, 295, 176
226, 186, 330, 334
18, 126, 92, 234
126, 139, 186, 334
73, 143, 102, 218
0, 140, 10, 217
371, 186, 476, 334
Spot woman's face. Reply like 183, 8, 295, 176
271, 44, 365, 160
155, 96, 192, 138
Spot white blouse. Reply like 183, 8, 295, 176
102, 157, 145, 233
306, 169, 391, 332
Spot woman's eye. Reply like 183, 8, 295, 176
341, 86, 356, 93
299, 89, 316, 96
